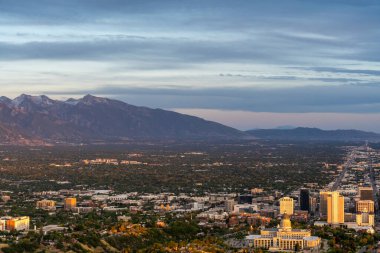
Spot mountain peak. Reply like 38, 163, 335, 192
12, 94, 54, 107
80, 94, 109, 105
0, 96, 12, 105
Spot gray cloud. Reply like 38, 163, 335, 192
44, 85, 380, 113
1, 0, 380, 117
299, 67, 380, 76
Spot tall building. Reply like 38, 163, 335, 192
359, 186, 374, 201
300, 189, 310, 212
279, 197, 294, 215
245, 213, 321, 251
356, 200, 375, 213
327, 192, 344, 225
309, 196, 317, 214
238, 194, 253, 204
225, 199, 235, 212
64, 197, 77, 210
319, 191, 329, 217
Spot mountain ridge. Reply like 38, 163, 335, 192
246, 127, 380, 141
0, 94, 243, 145
1, 94, 379, 145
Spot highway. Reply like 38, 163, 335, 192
330, 151, 356, 191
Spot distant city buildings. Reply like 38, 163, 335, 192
82, 158, 148, 166
251, 188, 264, 195
1, 195, 11, 203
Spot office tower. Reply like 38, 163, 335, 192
64, 197, 77, 210
279, 197, 294, 215
238, 194, 253, 204
225, 199, 235, 212
327, 191, 344, 224
356, 200, 375, 213
309, 196, 317, 214
359, 186, 374, 201
319, 191, 329, 217
300, 189, 310, 212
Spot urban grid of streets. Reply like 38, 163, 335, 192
330, 144, 380, 229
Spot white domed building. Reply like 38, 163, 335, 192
245, 212, 321, 251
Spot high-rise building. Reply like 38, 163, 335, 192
359, 186, 373, 201
309, 196, 317, 214
327, 192, 344, 225
300, 189, 310, 212
64, 197, 77, 210
225, 199, 235, 212
279, 197, 294, 215
238, 194, 253, 204
356, 200, 375, 213
319, 191, 329, 217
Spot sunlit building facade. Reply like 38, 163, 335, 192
356, 208, 375, 227
279, 197, 294, 215
36, 199, 56, 211
245, 213, 321, 251
327, 191, 344, 225
356, 200, 374, 213
64, 197, 77, 210
0, 216, 30, 231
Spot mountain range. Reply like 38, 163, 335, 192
246, 127, 380, 141
0, 94, 242, 145
0, 94, 379, 145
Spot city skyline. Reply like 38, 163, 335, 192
1, 0, 380, 131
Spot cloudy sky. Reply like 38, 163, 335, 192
1, 0, 380, 131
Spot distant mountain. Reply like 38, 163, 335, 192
274, 125, 297, 130
246, 127, 380, 141
0, 94, 243, 145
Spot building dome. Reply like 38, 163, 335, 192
280, 212, 292, 230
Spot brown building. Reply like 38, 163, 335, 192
356, 200, 375, 213
359, 186, 374, 201
36, 199, 56, 210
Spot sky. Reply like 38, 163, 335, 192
1, 0, 380, 131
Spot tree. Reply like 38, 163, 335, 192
294, 243, 300, 252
